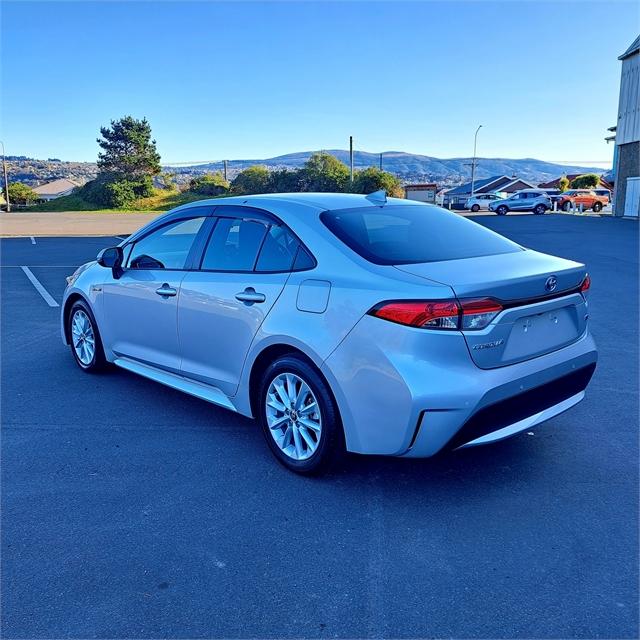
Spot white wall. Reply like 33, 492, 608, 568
617, 52, 640, 145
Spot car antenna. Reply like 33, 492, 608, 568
365, 189, 387, 205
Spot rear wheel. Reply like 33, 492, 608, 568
563, 201, 572, 212
496, 205, 508, 216
68, 300, 107, 372
258, 355, 344, 474
471, 204, 480, 212
592, 201, 602, 212
534, 204, 546, 215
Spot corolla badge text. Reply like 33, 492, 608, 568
472, 339, 505, 350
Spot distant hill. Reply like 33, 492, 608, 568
7, 151, 608, 188
167, 150, 608, 185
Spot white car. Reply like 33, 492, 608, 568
465, 194, 503, 212
61, 192, 597, 474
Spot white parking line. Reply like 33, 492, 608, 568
30, 236, 36, 245
20, 266, 59, 307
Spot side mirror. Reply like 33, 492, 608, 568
97, 246, 124, 278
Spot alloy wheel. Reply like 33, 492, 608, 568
265, 373, 322, 460
71, 309, 96, 366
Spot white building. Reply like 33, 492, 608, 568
32, 178, 80, 201
613, 35, 640, 218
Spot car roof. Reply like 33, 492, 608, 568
174, 192, 414, 213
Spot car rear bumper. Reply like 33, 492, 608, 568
322, 315, 597, 457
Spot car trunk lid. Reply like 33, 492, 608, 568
395, 249, 588, 369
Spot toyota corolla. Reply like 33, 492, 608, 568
62, 192, 597, 473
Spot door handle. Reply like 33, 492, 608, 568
156, 283, 177, 297
235, 287, 266, 304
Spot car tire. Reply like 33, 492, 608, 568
471, 204, 480, 212
258, 355, 345, 475
496, 205, 508, 216
563, 201, 572, 212
534, 204, 546, 215
593, 202, 602, 212
68, 300, 107, 372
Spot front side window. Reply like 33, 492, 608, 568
201, 217, 268, 271
127, 217, 205, 270
321, 205, 521, 265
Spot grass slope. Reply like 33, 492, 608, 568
24, 189, 212, 213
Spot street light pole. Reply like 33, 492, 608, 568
0, 141, 10, 212
470, 125, 483, 197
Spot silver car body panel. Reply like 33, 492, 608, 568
61, 193, 597, 457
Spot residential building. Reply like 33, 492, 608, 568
613, 35, 640, 217
32, 178, 80, 201
538, 175, 613, 192
443, 175, 536, 209
404, 183, 438, 204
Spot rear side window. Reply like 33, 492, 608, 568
201, 217, 268, 271
255, 225, 300, 272
321, 205, 521, 265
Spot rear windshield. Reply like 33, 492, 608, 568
321, 205, 522, 265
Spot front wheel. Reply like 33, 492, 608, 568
563, 201, 572, 212
496, 205, 508, 216
592, 202, 602, 212
258, 355, 344, 474
471, 204, 480, 212
534, 204, 546, 215
68, 300, 107, 372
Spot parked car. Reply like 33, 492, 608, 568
594, 188, 611, 204
557, 189, 608, 212
62, 193, 597, 474
488, 189, 551, 215
464, 193, 503, 212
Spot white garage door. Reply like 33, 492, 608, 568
624, 177, 640, 217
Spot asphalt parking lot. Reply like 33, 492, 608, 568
1, 215, 638, 639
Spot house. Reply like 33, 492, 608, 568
443, 175, 536, 209
32, 178, 80, 201
404, 183, 438, 204
538, 175, 613, 192
612, 35, 640, 217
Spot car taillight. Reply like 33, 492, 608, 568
369, 300, 460, 329
369, 297, 502, 331
580, 274, 591, 292
460, 298, 503, 330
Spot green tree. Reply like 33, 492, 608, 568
268, 168, 304, 193
558, 176, 570, 192
97, 116, 161, 181
351, 167, 404, 198
231, 165, 271, 195
301, 152, 350, 192
189, 172, 230, 196
8, 182, 38, 205
570, 173, 600, 189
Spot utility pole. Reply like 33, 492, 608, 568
349, 135, 354, 183
223, 160, 228, 182
470, 124, 483, 197
1, 141, 10, 212
379, 152, 383, 171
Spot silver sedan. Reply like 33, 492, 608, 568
62, 192, 597, 473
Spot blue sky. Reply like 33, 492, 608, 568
2, 1, 637, 166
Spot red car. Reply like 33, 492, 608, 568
557, 190, 608, 212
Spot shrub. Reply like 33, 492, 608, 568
231, 166, 271, 195
351, 167, 404, 198
8, 182, 39, 205
189, 172, 230, 196
570, 174, 600, 189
